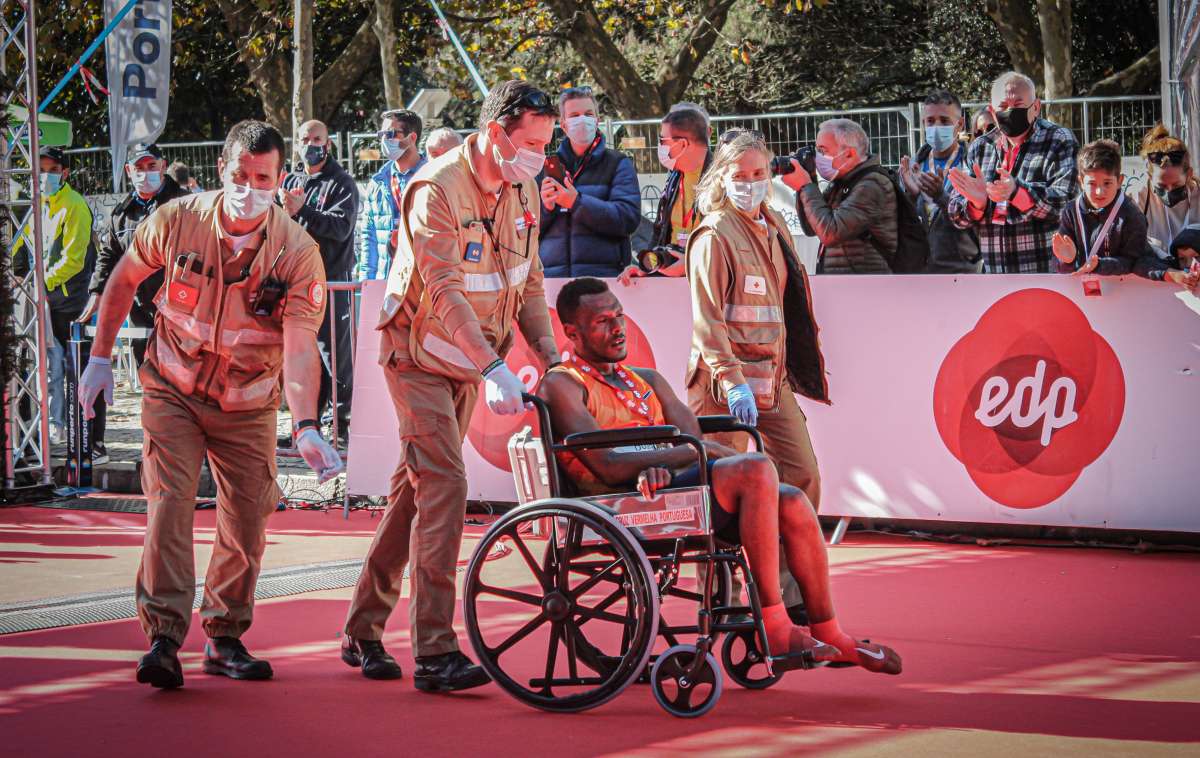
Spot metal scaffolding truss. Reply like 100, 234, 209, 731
2, 0, 52, 492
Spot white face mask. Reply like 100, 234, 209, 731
223, 180, 275, 221
658, 143, 678, 171
814, 151, 840, 181
925, 125, 957, 153
493, 129, 545, 183
564, 115, 597, 145
382, 137, 407, 161
725, 177, 770, 212
130, 169, 162, 195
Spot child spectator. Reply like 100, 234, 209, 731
1051, 139, 1146, 276
1136, 223, 1200, 287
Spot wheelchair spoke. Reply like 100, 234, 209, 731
574, 603, 631, 626
563, 621, 580, 680
505, 528, 548, 590
558, 520, 582, 590
568, 557, 623, 600
542, 521, 562, 588
542, 622, 562, 694
476, 583, 543, 607
489, 611, 548, 658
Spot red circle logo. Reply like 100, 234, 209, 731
932, 289, 1125, 508
466, 308, 657, 471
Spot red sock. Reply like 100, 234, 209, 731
811, 618, 853, 657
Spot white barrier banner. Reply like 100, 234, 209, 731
104, 0, 172, 192
347, 275, 1200, 532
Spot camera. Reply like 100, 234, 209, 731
770, 146, 817, 177
636, 244, 684, 274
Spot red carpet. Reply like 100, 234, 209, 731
1, 512, 1198, 756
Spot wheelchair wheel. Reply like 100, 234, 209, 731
721, 628, 782, 689
464, 498, 659, 713
650, 644, 723, 718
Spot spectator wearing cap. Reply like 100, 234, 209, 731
9, 147, 105, 460
538, 87, 641, 278
947, 71, 1079, 272
359, 109, 426, 280
1135, 124, 1200, 262
424, 128, 464, 160
82, 142, 191, 367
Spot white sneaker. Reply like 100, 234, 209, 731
49, 424, 65, 445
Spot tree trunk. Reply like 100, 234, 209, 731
373, 0, 402, 109
1036, 0, 1072, 126
984, 0, 1045, 88
312, 10, 383, 123
1087, 45, 1160, 96
292, 0, 315, 140
542, 0, 737, 118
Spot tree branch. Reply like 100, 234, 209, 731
654, 0, 738, 107
313, 7, 382, 122
1087, 45, 1160, 96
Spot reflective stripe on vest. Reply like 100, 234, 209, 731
723, 304, 783, 323
463, 260, 533, 293
221, 326, 285, 348
421, 333, 476, 370
745, 376, 775, 396
158, 303, 214, 343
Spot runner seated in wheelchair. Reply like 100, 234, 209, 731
539, 277, 901, 675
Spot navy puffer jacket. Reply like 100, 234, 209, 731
538, 135, 641, 278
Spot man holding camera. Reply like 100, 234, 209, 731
620, 103, 712, 284
784, 118, 897, 274
79, 120, 344, 689
341, 81, 560, 692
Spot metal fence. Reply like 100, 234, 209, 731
64, 94, 1163, 198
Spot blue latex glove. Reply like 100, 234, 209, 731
726, 383, 758, 426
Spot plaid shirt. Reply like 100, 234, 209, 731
948, 119, 1079, 272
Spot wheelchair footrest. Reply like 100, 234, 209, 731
769, 650, 817, 673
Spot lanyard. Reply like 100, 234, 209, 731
568, 136, 601, 183
567, 356, 655, 422
1074, 194, 1125, 261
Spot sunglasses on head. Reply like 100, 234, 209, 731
1148, 150, 1187, 166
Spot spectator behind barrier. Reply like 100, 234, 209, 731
1051, 139, 1147, 277
1139, 224, 1200, 287
424, 127, 464, 159
359, 108, 426, 280
166, 160, 202, 193
899, 90, 983, 273
784, 118, 898, 273
972, 108, 997, 141
280, 119, 361, 436
538, 87, 641, 278
1135, 124, 1200, 266
947, 71, 1079, 272
619, 103, 712, 285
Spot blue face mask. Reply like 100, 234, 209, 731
40, 171, 63, 195
925, 125, 957, 153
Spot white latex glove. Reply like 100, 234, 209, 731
483, 363, 526, 416
296, 428, 345, 483
78, 356, 114, 420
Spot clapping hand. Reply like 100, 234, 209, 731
1073, 253, 1100, 275
948, 162, 988, 208
1051, 233, 1077, 264
280, 186, 305, 216
986, 166, 1017, 203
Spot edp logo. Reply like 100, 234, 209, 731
974, 359, 1079, 447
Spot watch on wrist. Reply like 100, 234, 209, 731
293, 418, 319, 438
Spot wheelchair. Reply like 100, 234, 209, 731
462, 394, 819, 718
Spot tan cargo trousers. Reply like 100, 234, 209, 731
344, 362, 478, 657
136, 366, 281, 645
689, 372, 821, 609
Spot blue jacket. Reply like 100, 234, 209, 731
359, 155, 426, 280
538, 135, 641, 278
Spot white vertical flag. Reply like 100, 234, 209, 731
104, 0, 172, 192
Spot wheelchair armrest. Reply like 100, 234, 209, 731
696, 415, 764, 450
561, 425, 680, 448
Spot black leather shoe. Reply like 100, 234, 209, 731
202, 636, 273, 680
413, 650, 490, 693
136, 635, 184, 689
341, 635, 403, 680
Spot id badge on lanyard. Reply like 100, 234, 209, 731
1075, 195, 1124, 297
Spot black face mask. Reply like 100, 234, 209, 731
994, 107, 1032, 138
1155, 183, 1190, 207
303, 144, 327, 167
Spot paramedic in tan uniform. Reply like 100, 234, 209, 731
340, 81, 559, 691
79, 121, 344, 690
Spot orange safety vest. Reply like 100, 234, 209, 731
548, 360, 666, 495
137, 191, 326, 412
377, 133, 547, 383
